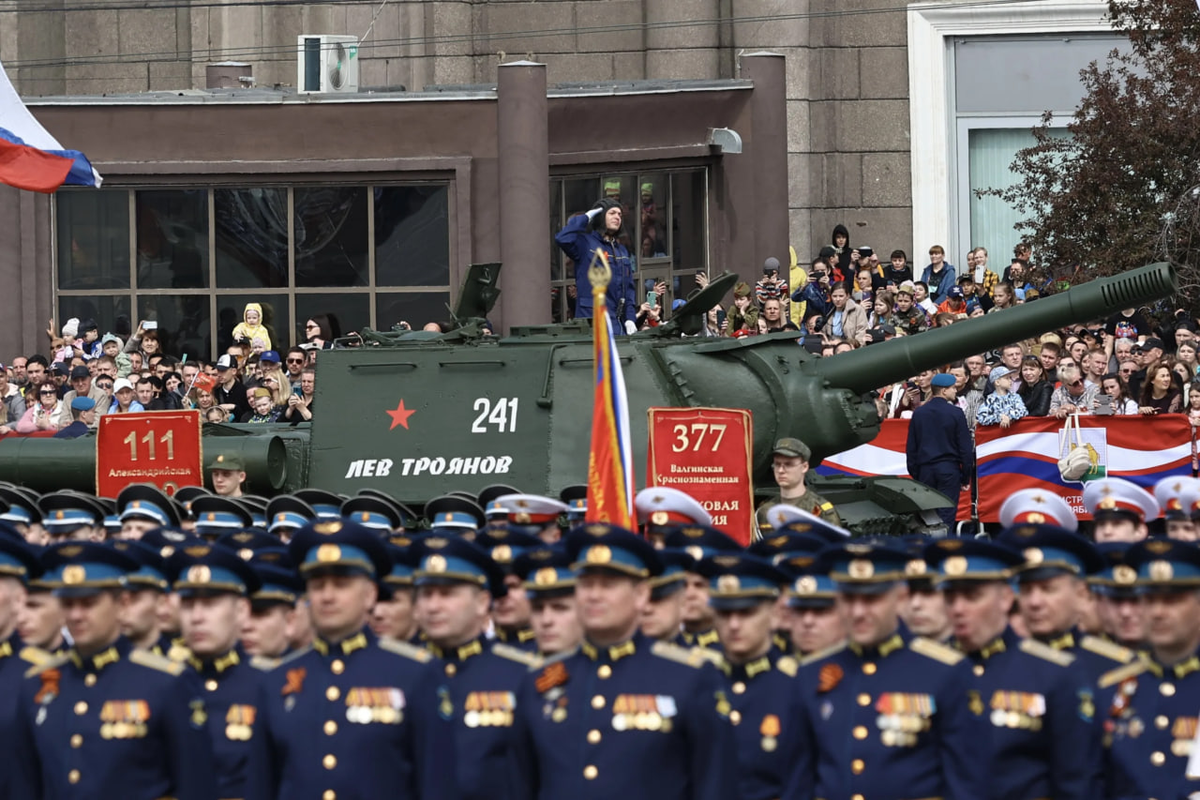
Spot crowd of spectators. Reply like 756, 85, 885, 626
0, 312, 322, 437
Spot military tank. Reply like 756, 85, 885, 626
0, 261, 1177, 535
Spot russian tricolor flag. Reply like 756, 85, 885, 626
0, 59, 101, 192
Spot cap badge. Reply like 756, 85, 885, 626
185, 546, 210, 557
314, 521, 343, 535
586, 525, 609, 537
905, 559, 927, 576
238, 549, 254, 561
491, 545, 513, 563
1149, 560, 1174, 581
61, 565, 87, 585
650, 511, 669, 526
716, 575, 741, 593
1026, 512, 1046, 524
795, 576, 818, 595
187, 565, 212, 584
847, 559, 874, 579
514, 513, 532, 524
534, 567, 559, 586
1146, 540, 1173, 554
426, 554, 448, 573
943, 556, 968, 576
1024, 548, 1044, 565
1113, 565, 1137, 585
585, 545, 613, 565
685, 545, 704, 562
316, 544, 342, 563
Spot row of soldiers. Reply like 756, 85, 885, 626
1, 461, 1200, 798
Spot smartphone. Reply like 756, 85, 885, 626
1095, 394, 1114, 416
144, 320, 158, 330
646, 291, 656, 306
292, 384, 304, 396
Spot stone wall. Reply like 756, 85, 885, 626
0, 0, 919, 265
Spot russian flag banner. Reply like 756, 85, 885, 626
0, 59, 102, 192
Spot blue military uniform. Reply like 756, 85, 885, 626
554, 203, 637, 330
12, 541, 218, 800
924, 536, 1102, 800
414, 534, 541, 800
169, 542, 272, 800
794, 539, 983, 798
477, 527, 544, 652
998, 523, 1136, 682
515, 524, 739, 800
1099, 539, 1200, 800
905, 374, 973, 531
664, 525, 741, 652
696, 553, 805, 800
255, 520, 457, 800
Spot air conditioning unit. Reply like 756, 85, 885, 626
297, 35, 360, 93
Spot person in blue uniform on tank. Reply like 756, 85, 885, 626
555, 197, 637, 333
924, 536, 1101, 799
906, 372, 973, 532
11, 541, 219, 800
254, 519, 456, 800
514, 522, 739, 800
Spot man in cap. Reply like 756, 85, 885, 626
998, 523, 1135, 683
634, 486, 711, 548
756, 437, 843, 527
477, 484, 521, 533
698, 552, 805, 800
190, 494, 253, 539
559, 485, 588, 526
256, 519, 456, 800
925, 537, 1101, 799
412, 535, 540, 800
514, 545, 582, 657
664, 525, 741, 650
109, 540, 174, 656
495, 494, 569, 544
241, 549, 306, 659
17, 563, 67, 656
1081, 478, 1160, 543
900, 538, 952, 644
207, 453, 247, 498
54, 395, 97, 438
515, 523, 738, 799
265, 495, 314, 543
62, 364, 108, 427
170, 542, 268, 799
476, 527, 544, 651
0, 528, 52, 800
423, 494, 486, 537
1088, 542, 1147, 650
792, 539, 981, 799
115, 484, 180, 540
0, 484, 46, 543
639, 549, 694, 645
776, 551, 846, 657
212, 354, 250, 420
554, 193, 637, 334
12, 541, 219, 799
39, 491, 106, 542
906, 372, 973, 532
371, 537, 421, 644
1100, 539, 1200, 799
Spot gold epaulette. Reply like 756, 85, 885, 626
379, 637, 434, 663
490, 643, 543, 668
1019, 638, 1076, 667
24, 653, 69, 679
19, 646, 50, 667
799, 642, 847, 667
1080, 635, 1135, 665
1098, 659, 1149, 689
129, 648, 185, 676
910, 636, 965, 666
249, 655, 280, 672
776, 655, 799, 678
651, 640, 707, 668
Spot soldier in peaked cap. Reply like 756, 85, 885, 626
639, 548, 695, 646
0, 484, 46, 543
167, 543, 267, 800
190, 494, 253, 540
241, 549, 306, 660
1088, 542, 1147, 650
1181, 482, 1200, 543
792, 538, 983, 799
1154, 475, 1200, 541
356, 489, 418, 531
265, 495, 314, 543
559, 484, 588, 525
19, 548, 68, 657
234, 495, 269, 530
477, 484, 521, 532
116, 484, 181, 540
370, 539, 421, 644
292, 489, 346, 521
39, 491, 106, 542
998, 523, 1135, 682
999, 488, 1079, 532
343, 493, 406, 534
1083, 477, 1159, 542
11, 541, 219, 800
514, 523, 739, 800
255, 519, 457, 800
899, 535, 952, 644
172, 486, 210, 528
206, 452, 247, 498
697, 552, 805, 800
477, 528, 544, 652
495, 494, 570, 544
775, 551, 846, 657
1099, 539, 1200, 800
411, 534, 539, 800
108, 539, 176, 658
664, 525, 740, 651
758, 437, 844, 528
634, 486, 712, 547
424, 494, 486, 537
924, 537, 1101, 800
514, 545, 581, 657
0, 527, 51, 800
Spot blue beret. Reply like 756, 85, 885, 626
70, 396, 95, 411
930, 373, 956, 388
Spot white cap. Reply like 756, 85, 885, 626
633, 487, 711, 527
113, 378, 134, 392
998, 488, 1078, 532
1153, 476, 1200, 516
1082, 478, 1160, 522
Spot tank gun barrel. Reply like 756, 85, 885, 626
810, 262, 1177, 395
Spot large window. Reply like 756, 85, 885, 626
55, 183, 451, 359
549, 168, 708, 323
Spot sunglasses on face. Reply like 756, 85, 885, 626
40, 390, 57, 396
286, 358, 304, 364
